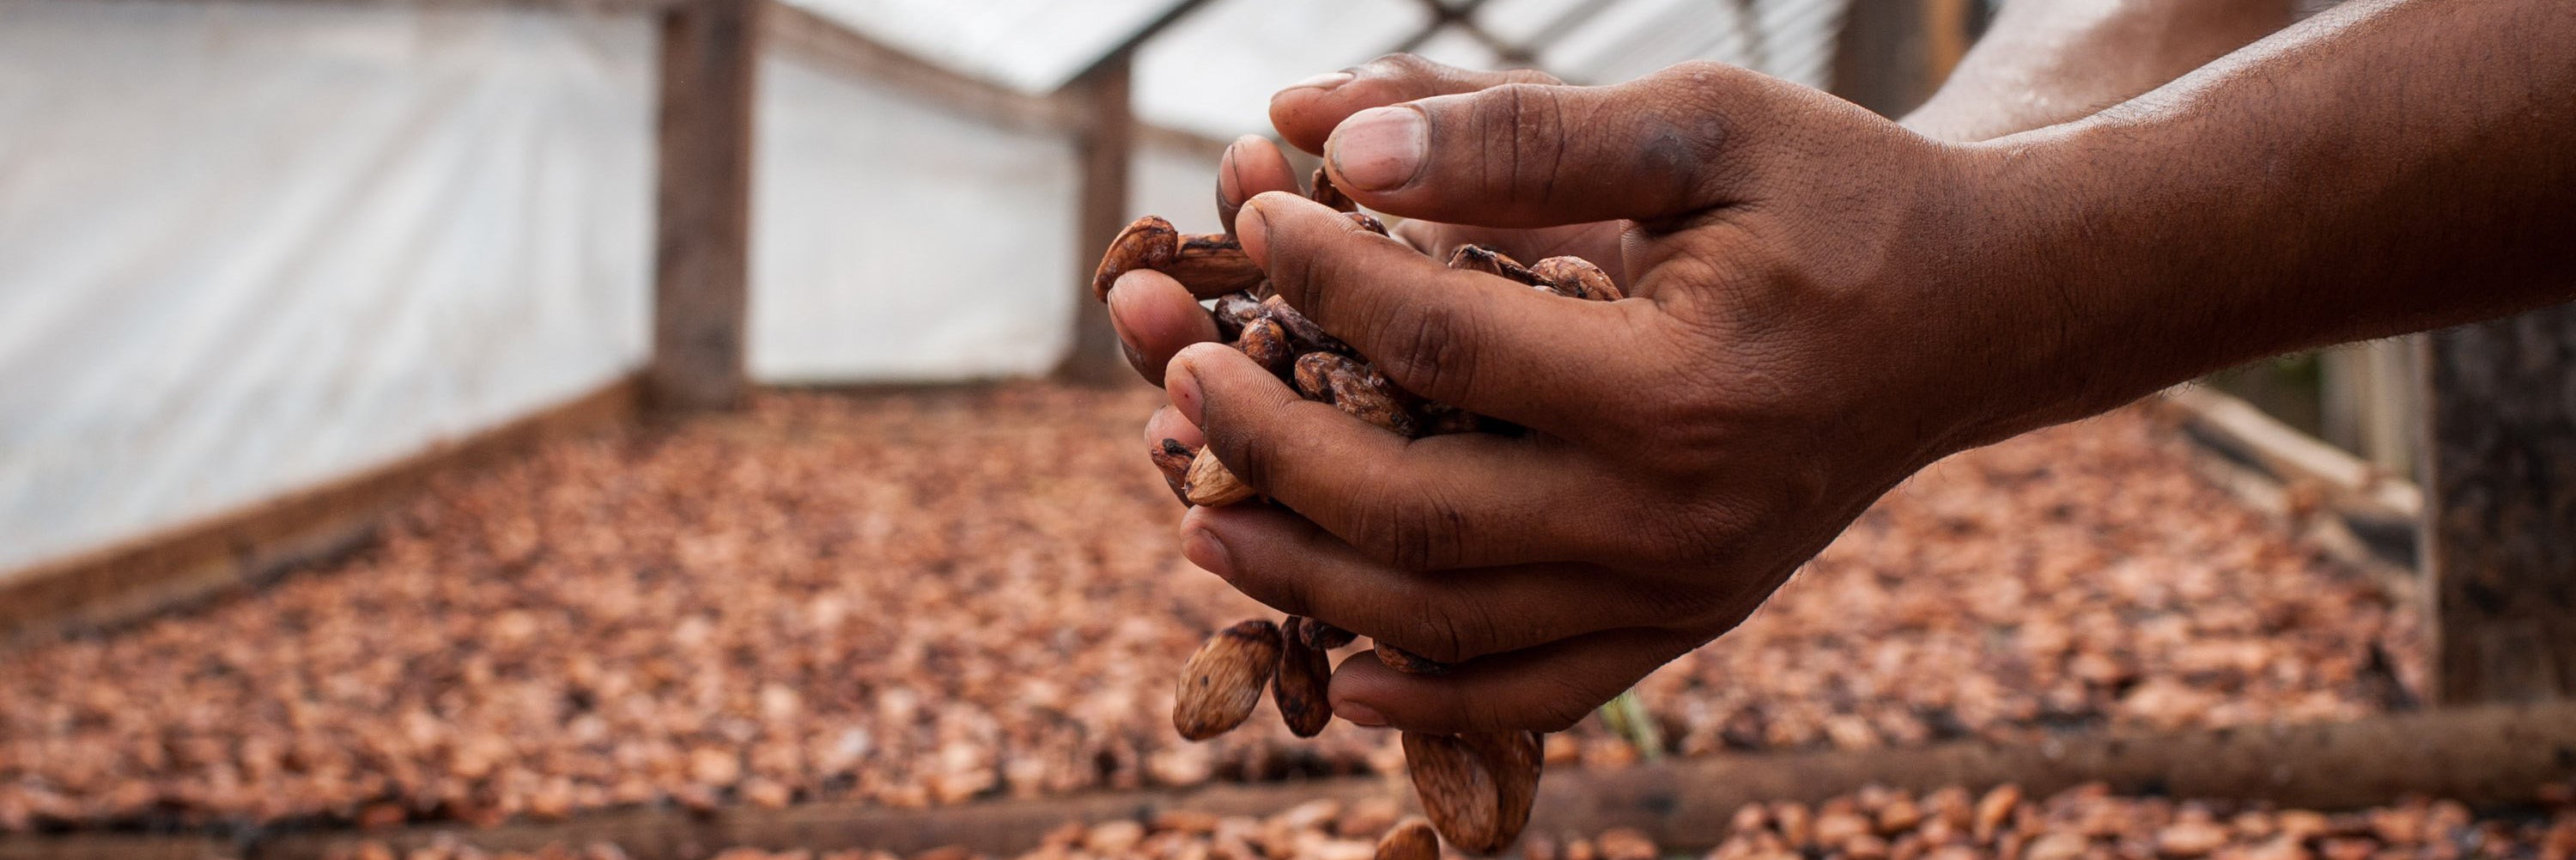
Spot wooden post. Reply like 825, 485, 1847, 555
2419, 303, 2576, 704
1054, 51, 1136, 384
1831, 0, 1935, 118
649, 0, 759, 412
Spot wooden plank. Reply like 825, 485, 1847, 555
2420, 304, 2576, 704
1054, 51, 1140, 385
97, 700, 2576, 860
648, 0, 760, 412
763, 3, 1078, 134
0, 376, 641, 647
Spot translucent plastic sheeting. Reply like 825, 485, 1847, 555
779, 0, 1190, 95
0, 2, 656, 576
749, 49, 1083, 383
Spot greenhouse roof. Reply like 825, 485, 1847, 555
781, 0, 1849, 140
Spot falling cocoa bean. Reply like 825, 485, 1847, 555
1183, 448, 1255, 508
1236, 317, 1295, 378
1174, 620, 1284, 741
1310, 167, 1356, 211
1404, 733, 1502, 853
1375, 640, 1453, 675
1528, 257, 1622, 302
1151, 439, 1194, 505
1094, 216, 1181, 301
1377, 818, 1442, 860
1273, 616, 1334, 738
1460, 730, 1544, 852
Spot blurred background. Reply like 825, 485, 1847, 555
0, 1, 2568, 859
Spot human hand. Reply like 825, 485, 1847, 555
1152, 62, 2072, 735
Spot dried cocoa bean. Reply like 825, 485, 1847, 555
1273, 616, 1334, 738
1404, 733, 1502, 853
1346, 211, 1390, 236
1212, 291, 1266, 341
1236, 317, 1295, 378
1299, 618, 1358, 650
1528, 257, 1622, 302
1310, 167, 1356, 212
1184, 448, 1255, 508
1460, 730, 1543, 852
1377, 818, 1441, 860
1261, 296, 1352, 356
1417, 402, 1484, 436
1447, 245, 1543, 286
1095, 216, 1181, 300
1151, 438, 1194, 505
1166, 234, 1267, 296
1374, 640, 1453, 675
1295, 352, 1419, 436
1175, 620, 1284, 741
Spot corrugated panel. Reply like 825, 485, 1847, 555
1133, 0, 1426, 140
779, 0, 1192, 95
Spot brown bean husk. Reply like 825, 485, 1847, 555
1174, 620, 1284, 741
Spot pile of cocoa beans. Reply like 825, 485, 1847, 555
1092, 171, 1624, 856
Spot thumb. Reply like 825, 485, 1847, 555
1322, 61, 1801, 228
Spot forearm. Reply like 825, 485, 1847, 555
1905, 0, 2295, 142
1971, 0, 2576, 431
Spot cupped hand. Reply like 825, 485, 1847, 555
1109, 56, 1631, 387
1153, 59, 2064, 735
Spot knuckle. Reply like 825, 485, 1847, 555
1348, 487, 1466, 575
1374, 294, 1485, 405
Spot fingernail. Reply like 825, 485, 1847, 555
1217, 139, 1245, 205
1182, 522, 1233, 579
1328, 107, 1425, 192
1289, 71, 1353, 90
1167, 355, 1205, 425
1336, 698, 1388, 728
1234, 202, 1271, 267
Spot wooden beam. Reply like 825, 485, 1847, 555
25, 700, 2570, 860
1830, 0, 1935, 118
0, 376, 641, 647
648, 0, 760, 412
764, 3, 1078, 134
1054, 52, 1139, 385
2420, 304, 2576, 704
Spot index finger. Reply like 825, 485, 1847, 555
1236, 192, 1647, 436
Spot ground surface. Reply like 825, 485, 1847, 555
309, 784, 2576, 860
0, 385, 2421, 832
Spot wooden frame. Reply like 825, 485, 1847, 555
647, 0, 761, 412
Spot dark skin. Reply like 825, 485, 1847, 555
1109, 0, 2576, 734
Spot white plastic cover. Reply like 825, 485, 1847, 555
749, 46, 1084, 383
779, 0, 1193, 95
0, 2, 657, 577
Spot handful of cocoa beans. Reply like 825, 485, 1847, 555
1095, 169, 1622, 856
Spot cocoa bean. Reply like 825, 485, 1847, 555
1151, 438, 1194, 505
1174, 620, 1284, 741
1235, 317, 1296, 378
1094, 216, 1180, 301
1447, 245, 1542, 286
1377, 818, 1441, 860
1528, 257, 1622, 302
1261, 296, 1352, 356
1403, 733, 1502, 852
1310, 167, 1356, 212
1300, 619, 1358, 650
1184, 448, 1256, 508
1346, 211, 1390, 236
1166, 234, 1267, 296
1274, 616, 1334, 738
1295, 353, 1419, 436
1460, 730, 1543, 853
1212, 291, 1266, 341
1417, 402, 1485, 436
1374, 640, 1453, 675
